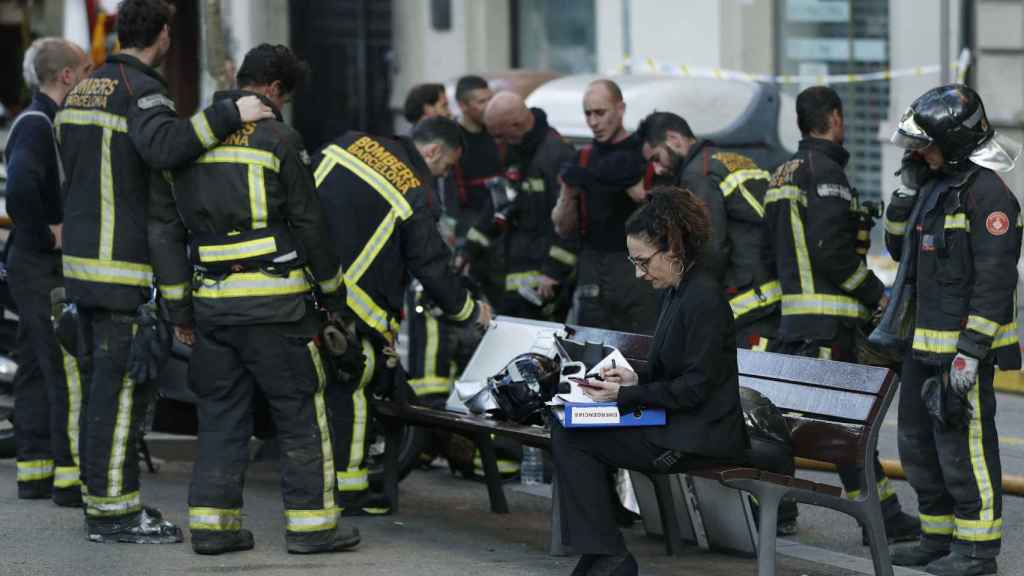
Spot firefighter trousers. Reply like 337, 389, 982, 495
898, 356, 1002, 558
188, 321, 338, 543
327, 337, 379, 497
8, 246, 82, 498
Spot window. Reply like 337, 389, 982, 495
515, 0, 596, 74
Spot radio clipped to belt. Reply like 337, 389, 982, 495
189, 225, 305, 286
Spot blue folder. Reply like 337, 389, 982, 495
555, 402, 666, 428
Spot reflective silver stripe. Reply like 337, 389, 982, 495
920, 513, 955, 535
323, 145, 413, 218
63, 255, 153, 287
729, 280, 782, 319
337, 470, 370, 492
248, 165, 268, 229
85, 491, 142, 516
16, 459, 54, 482
197, 146, 280, 171
159, 283, 189, 301
319, 267, 345, 294
190, 111, 217, 148
885, 218, 907, 236
189, 507, 242, 531
505, 271, 542, 291
764, 185, 805, 205
466, 227, 490, 248
955, 518, 1002, 542
194, 269, 310, 299
285, 509, 339, 532
789, 201, 815, 293
346, 210, 398, 285
994, 322, 1019, 348
54, 466, 81, 488
967, 382, 996, 528
99, 127, 115, 261
945, 213, 969, 230
840, 262, 870, 292
108, 372, 135, 496
197, 236, 278, 263
966, 315, 1000, 338
346, 283, 395, 340
450, 294, 475, 322
55, 109, 127, 133
340, 339, 370, 492
781, 294, 868, 318
720, 169, 769, 217
548, 245, 577, 267
308, 342, 336, 510
912, 329, 959, 354
63, 349, 82, 466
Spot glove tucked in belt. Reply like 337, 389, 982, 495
127, 302, 172, 385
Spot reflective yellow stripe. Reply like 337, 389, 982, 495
248, 165, 268, 229
85, 491, 141, 517
548, 245, 577, 267
55, 109, 127, 132
856, 230, 869, 241
63, 349, 82, 467
63, 255, 153, 287
308, 342, 336, 510
413, 315, 446, 394
158, 282, 189, 301
720, 169, 769, 217
781, 293, 868, 319
196, 146, 280, 171
466, 227, 490, 248
190, 111, 217, 148
54, 466, 81, 488
409, 376, 453, 396
966, 315, 1000, 338
506, 271, 542, 292
323, 145, 412, 219
451, 293, 475, 322
920, 513, 955, 536
912, 328, 959, 354
764, 185, 805, 206
16, 459, 54, 482
885, 218, 907, 236
340, 339, 373, 493
877, 477, 895, 501
197, 236, 278, 263
337, 470, 369, 493
751, 337, 769, 352
789, 201, 815, 293
284, 508, 339, 533
189, 507, 242, 531
194, 269, 310, 299
473, 455, 522, 475
840, 262, 870, 292
313, 155, 335, 187
945, 213, 969, 231
319, 267, 344, 294
108, 368, 135, 496
729, 280, 781, 319
994, 322, 1019, 348
99, 127, 115, 261
955, 517, 1002, 542
346, 283, 397, 341
967, 380, 996, 525
347, 210, 399, 285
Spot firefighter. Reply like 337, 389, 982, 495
315, 116, 493, 516
483, 91, 576, 319
149, 44, 360, 556
5, 38, 91, 506
636, 111, 779, 350
885, 85, 1019, 576
56, 0, 272, 543
550, 79, 657, 334
763, 86, 919, 544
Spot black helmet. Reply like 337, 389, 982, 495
486, 353, 559, 424
892, 84, 993, 169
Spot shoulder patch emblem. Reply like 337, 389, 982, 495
770, 159, 802, 187
712, 151, 757, 172
137, 93, 176, 112
817, 183, 852, 201
986, 211, 1009, 236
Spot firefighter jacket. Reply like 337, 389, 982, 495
148, 90, 343, 327
884, 165, 1021, 369
570, 134, 645, 251
449, 124, 504, 243
313, 131, 479, 344
57, 54, 243, 312
763, 138, 885, 342
673, 140, 779, 327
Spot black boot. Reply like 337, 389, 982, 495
52, 487, 83, 508
286, 526, 361, 554
339, 491, 392, 517
86, 507, 183, 544
863, 511, 920, 545
890, 543, 949, 567
925, 552, 997, 576
570, 554, 598, 576
191, 529, 255, 555
17, 480, 52, 500
588, 553, 638, 576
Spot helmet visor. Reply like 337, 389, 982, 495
891, 111, 932, 151
970, 131, 1023, 173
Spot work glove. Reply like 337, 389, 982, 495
921, 374, 972, 431
899, 150, 932, 190
320, 316, 365, 385
127, 303, 172, 385
949, 352, 979, 396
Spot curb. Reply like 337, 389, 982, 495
796, 457, 1024, 497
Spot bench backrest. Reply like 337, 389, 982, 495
565, 325, 897, 467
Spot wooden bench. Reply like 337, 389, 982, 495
373, 324, 898, 576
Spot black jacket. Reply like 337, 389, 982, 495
763, 138, 884, 341
572, 134, 645, 252
149, 90, 343, 327
57, 53, 242, 312
4, 92, 63, 253
617, 265, 748, 458
674, 140, 778, 326
448, 124, 504, 241
314, 131, 478, 343
884, 165, 1021, 369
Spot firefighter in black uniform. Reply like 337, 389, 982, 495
315, 117, 493, 515
884, 85, 1019, 576
149, 44, 360, 556
763, 86, 919, 543
636, 111, 780, 349
5, 38, 90, 505
551, 79, 656, 334
57, 0, 272, 543
482, 91, 577, 319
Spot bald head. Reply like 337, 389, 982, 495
484, 91, 534, 145
584, 78, 626, 143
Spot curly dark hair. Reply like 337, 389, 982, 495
117, 0, 173, 50
236, 44, 309, 95
403, 83, 445, 124
624, 186, 710, 266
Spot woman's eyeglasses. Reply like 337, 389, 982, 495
627, 250, 662, 274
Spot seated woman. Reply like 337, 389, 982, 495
551, 186, 749, 576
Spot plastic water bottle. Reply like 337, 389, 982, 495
521, 445, 545, 485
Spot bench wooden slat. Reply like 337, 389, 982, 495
371, 400, 551, 447
739, 375, 876, 423
738, 349, 890, 395
788, 417, 866, 467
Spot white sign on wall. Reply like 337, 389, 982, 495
787, 0, 851, 23
786, 38, 888, 63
